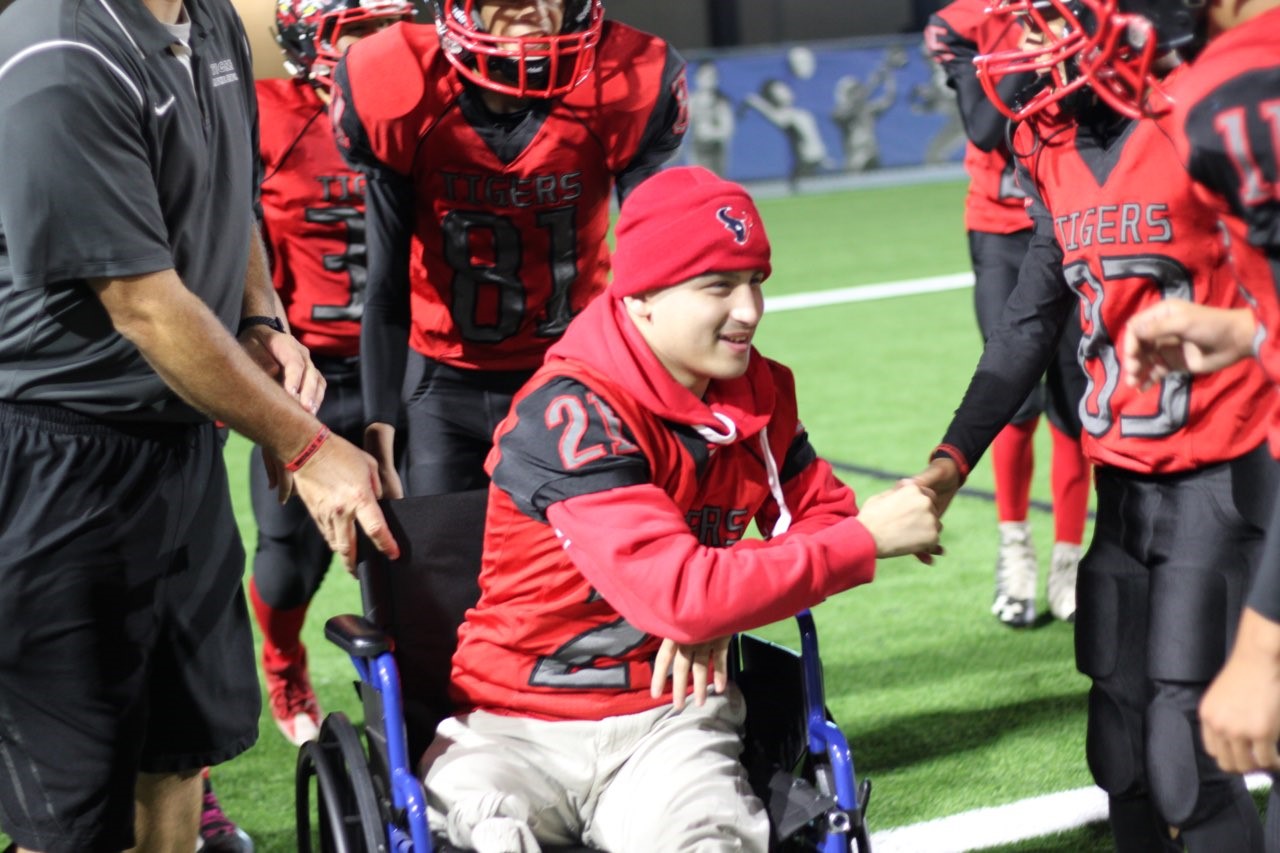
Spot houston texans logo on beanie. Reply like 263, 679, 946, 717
716, 207, 751, 245
610, 166, 771, 298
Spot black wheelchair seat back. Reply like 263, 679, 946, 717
357, 488, 487, 767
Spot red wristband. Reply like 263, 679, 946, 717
286, 425, 330, 472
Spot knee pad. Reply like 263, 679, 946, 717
1085, 684, 1144, 796
1147, 684, 1247, 830
1146, 689, 1201, 826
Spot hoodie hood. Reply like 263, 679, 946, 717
546, 296, 776, 445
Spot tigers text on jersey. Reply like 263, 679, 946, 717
448, 298, 877, 722
1174, 6, 1280, 456
258, 78, 368, 357
1015, 78, 1273, 472
927, 0, 1030, 234
336, 20, 684, 371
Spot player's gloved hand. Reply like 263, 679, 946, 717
1122, 300, 1255, 391
291, 431, 398, 572
364, 422, 404, 500
1200, 608, 1280, 773
651, 636, 730, 711
857, 479, 942, 562
239, 324, 327, 415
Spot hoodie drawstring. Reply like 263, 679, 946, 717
759, 427, 792, 537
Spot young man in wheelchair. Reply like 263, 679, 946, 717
420, 165, 942, 852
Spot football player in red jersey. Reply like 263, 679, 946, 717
1070, 0, 1280, 779
914, 2, 1278, 848
331, 0, 688, 500
419, 166, 940, 853
251, 0, 415, 750
927, 0, 1091, 628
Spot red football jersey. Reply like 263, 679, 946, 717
1173, 6, 1280, 455
448, 299, 876, 722
927, 0, 1030, 234
257, 78, 368, 357
337, 21, 683, 371
1015, 72, 1272, 472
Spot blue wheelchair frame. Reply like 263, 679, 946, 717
301, 492, 872, 852
319, 608, 870, 853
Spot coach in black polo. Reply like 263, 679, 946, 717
0, 1, 398, 851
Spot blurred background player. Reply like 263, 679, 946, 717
916, 0, 1277, 847
333, 0, 688, 499
926, 0, 1090, 627
252, 0, 415, 748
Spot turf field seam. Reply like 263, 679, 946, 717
869, 773, 1272, 852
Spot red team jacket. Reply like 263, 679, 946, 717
927, 0, 1030, 235
335, 20, 684, 372
449, 297, 879, 721
1012, 75, 1272, 472
1172, 6, 1280, 456
257, 78, 366, 357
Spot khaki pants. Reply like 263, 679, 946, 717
421, 686, 769, 852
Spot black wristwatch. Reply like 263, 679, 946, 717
237, 315, 285, 335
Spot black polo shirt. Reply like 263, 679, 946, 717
0, 0, 258, 421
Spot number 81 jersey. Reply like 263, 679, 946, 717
1015, 78, 1272, 473
335, 20, 684, 371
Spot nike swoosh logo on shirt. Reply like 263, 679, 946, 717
154, 95, 176, 116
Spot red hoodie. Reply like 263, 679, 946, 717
449, 297, 879, 721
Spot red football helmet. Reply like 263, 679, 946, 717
275, 0, 416, 88
431, 0, 604, 99
974, 0, 1202, 121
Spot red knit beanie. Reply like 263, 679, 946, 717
609, 166, 771, 298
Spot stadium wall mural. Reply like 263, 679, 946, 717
681, 36, 964, 186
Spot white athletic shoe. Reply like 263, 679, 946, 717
992, 521, 1037, 628
1048, 542, 1080, 623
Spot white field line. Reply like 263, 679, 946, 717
763, 272, 974, 313
869, 773, 1273, 852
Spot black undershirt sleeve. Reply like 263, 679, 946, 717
359, 174, 415, 427
936, 159, 1077, 469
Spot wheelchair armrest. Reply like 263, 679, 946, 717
324, 614, 392, 658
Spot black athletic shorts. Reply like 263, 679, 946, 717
0, 402, 259, 853
403, 352, 534, 496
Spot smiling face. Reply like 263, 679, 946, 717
623, 269, 766, 399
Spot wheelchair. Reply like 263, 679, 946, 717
297, 491, 873, 853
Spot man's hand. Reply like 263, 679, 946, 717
1122, 301, 1255, 391
364, 421, 405, 500
1200, 608, 1280, 773
291, 432, 399, 572
857, 480, 942, 561
239, 325, 326, 414
650, 636, 731, 711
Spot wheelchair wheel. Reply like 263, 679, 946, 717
296, 712, 388, 853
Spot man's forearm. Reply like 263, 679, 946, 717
92, 269, 318, 461
241, 223, 286, 328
